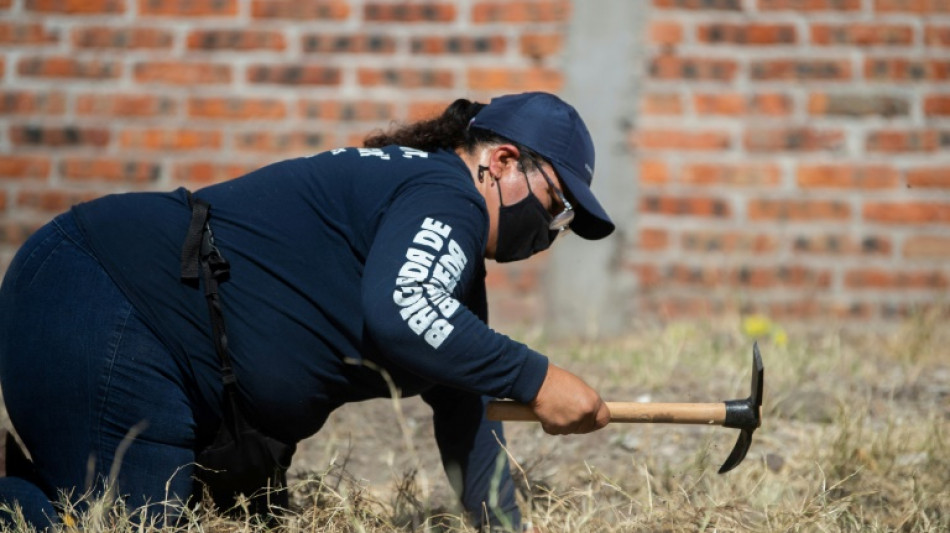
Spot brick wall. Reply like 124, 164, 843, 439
1, 0, 948, 329
633, 0, 950, 323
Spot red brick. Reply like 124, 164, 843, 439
792, 233, 892, 255
173, 162, 261, 186
251, 0, 350, 19
748, 199, 851, 220
188, 30, 287, 51
811, 23, 914, 45
925, 25, 950, 46
650, 54, 738, 81
636, 129, 731, 151
0, 156, 51, 179
751, 59, 852, 81
472, 1, 571, 23
903, 235, 950, 259
639, 159, 670, 185
60, 158, 161, 184
924, 95, 950, 116
641, 93, 683, 115
10, 125, 109, 147
865, 58, 950, 81
76, 94, 177, 117
18, 56, 120, 80
653, 0, 742, 8
845, 269, 949, 289
866, 129, 940, 152
364, 2, 457, 22
138, 0, 238, 16
650, 264, 831, 289
641, 195, 731, 218
796, 164, 899, 189
248, 64, 341, 86
16, 189, 100, 213
411, 35, 506, 55
681, 163, 782, 186
639, 228, 669, 251
648, 21, 683, 45
119, 129, 222, 151
135, 61, 231, 84
25, 0, 124, 14
681, 230, 779, 253
519, 33, 560, 59
359, 67, 454, 89
305, 34, 397, 54
73, 27, 173, 49
0, 91, 66, 114
407, 100, 449, 121
875, 0, 950, 13
0, 22, 58, 44
694, 93, 794, 116
298, 100, 395, 121
808, 93, 909, 117
697, 23, 797, 45
466, 67, 561, 92
232, 131, 333, 154
187, 97, 287, 120
864, 202, 950, 223
744, 127, 845, 152
906, 167, 950, 188
758, 0, 861, 9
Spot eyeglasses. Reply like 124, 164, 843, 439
527, 157, 574, 232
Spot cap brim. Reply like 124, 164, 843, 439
552, 161, 615, 240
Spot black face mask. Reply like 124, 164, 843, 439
494, 179, 559, 263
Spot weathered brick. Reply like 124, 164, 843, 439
472, 1, 571, 23
865, 58, 950, 81
845, 269, 949, 289
187, 97, 287, 120
651, 264, 831, 289
298, 100, 395, 121
758, 0, 861, 9
0, 91, 66, 114
748, 199, 851, 220
406, 100, 449, 121
76, 94, 177, 117
639, 159, 670, 185
364, 2, 457, 22
138, 0, 238, 16
648, 21, 683, 45
906, 167, 950, 188
694, 93, 794, 116
875, 0, 950, 13
811, 23, 914, 45
751, 59, 852, 80
519, 32, 562, 59
60, 158, 161, 184
792, 233, 893, 255
681, 230, 779, 253
639, 228, 669, 251
18, 56, 120, 80
924, 95, 950, 116
636, 129, 732, 151
10, 125, 109, 147
248, 65, 341, 86
304, 34, 396, 54
73, 27, 174, 49
135, 61, 231, 85
641, 195, 732, 217
744, 127, 845, 152
866, 129, 940, 152
251, 0, 350, 19
25, 0, 124, 14
903, 235, 950, 259
16, 189, 100, 213
653, 0, 742, 8
173, 162, 260, 186
796, 164, 899, 189
925, 25, 950, 46
411, 35, 506, 55
650, 54, 738, 81
697, 23, 797, 45
0, 22, 59, 44
359, 67, 454, 89
232, 131, 333, 154
119, 129, 222, 151
863, 202, 950, 223
0, 156, 51, 179
681, 163, 782, 186
808, 93, 909, 117
188, 30, 287, 51
466, 67, 561, 91
641, 93, 683, 115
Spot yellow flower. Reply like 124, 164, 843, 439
772, 327, 788, 346
742, 314, 773, 338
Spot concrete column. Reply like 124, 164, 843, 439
546, 0, 645, 338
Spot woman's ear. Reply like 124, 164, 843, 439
487, 143, 521, 181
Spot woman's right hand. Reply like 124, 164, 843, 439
529, 363, 610, 435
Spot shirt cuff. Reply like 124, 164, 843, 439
506, 348, 549, 403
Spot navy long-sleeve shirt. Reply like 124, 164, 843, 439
70, 145, 548, 522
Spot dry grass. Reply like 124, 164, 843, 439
2, 310, 948, 532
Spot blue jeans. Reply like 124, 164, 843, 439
0, 213, 203, 528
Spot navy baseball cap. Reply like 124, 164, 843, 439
469, 92, 615, 240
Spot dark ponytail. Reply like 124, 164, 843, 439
363, 98, 504, 153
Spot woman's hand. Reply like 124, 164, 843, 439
529, 363, 610, 435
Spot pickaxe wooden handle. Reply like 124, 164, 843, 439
487, 343, 764, 474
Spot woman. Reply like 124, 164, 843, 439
0, 92, 614, 530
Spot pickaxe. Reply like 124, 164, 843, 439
486, 343, 764, 474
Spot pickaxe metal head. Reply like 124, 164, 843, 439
717, 342, 764, 474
